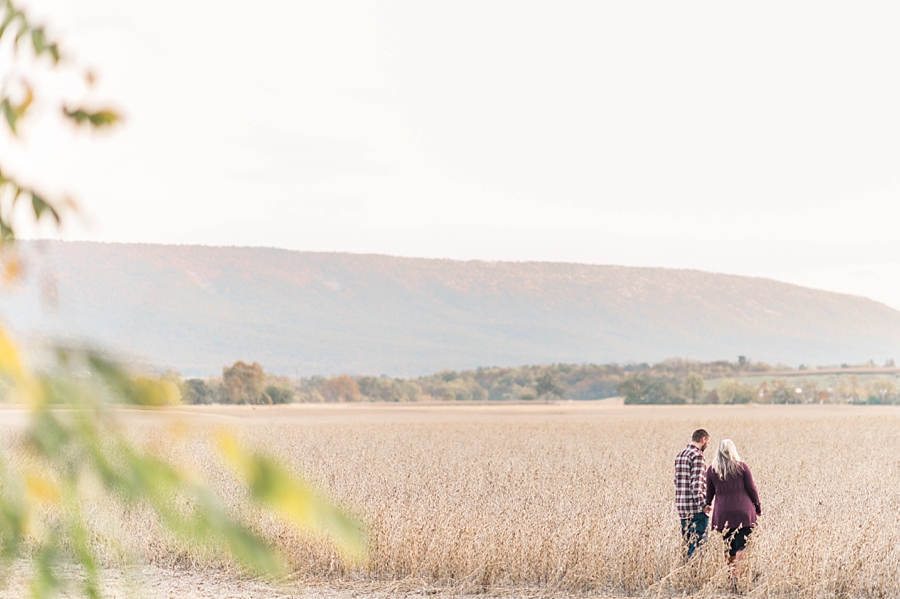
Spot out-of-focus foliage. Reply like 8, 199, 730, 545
0, 5, 366, 597
0, 0, 119, 245
0, 341, 366, 598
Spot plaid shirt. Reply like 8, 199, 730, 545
674, 444, 707, 519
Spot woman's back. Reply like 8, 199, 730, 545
706, 463, 761, 531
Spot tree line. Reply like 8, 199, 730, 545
618, 369, 900, 405
173, 357, 899, 405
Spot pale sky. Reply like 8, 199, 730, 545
6, 1, 900, 309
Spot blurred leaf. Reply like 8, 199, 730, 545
0, 7, 19, 41
2, 255, 23, 284
63, 107, 119, 128
1, 98, 17, 133
133, 377, 181, 405
32, 193, 60, 224
0, 326, 27, 384
30, 547, 63, 599
24, 472, 60, 506
1, 87, 33, 134
13, 16, 27, 46
0, 216, 13, 244
217, 432, 367, 561
29, 28, 59, 63
30, 27, 44, 53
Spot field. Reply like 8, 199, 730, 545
2, 402, 899, 598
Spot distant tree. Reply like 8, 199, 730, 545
264, 384, 295, 404
681, 372, 705, 404
222, 361, 267, 404
800, 380, 818, 403
535, 373, 565, 401
619, 373, 652, 404
182, 378, 215, 404
321, 374, 362, 402
646, 380, 685, 404
867, 379, 897, 404
764, 379, 799, 403
836, 375, 863, 403
717, 379, 754, 404
356, 376, 423, 402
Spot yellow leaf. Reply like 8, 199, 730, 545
3, 255, 23, 284
0, 325, 43, 406
0, 324, 26, 381
25, 473, 60, 506
215, 430, 366, 561
133, 377, 181, 406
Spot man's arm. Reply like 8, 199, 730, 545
691, 454, 707, 511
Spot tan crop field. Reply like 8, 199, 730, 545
2, 402, 899, 598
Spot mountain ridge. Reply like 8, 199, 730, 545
1, 241, 897, 376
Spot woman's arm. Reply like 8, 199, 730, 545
743, 464, 761, 514
705, 467, 716, 506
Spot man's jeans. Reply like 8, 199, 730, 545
680, 511, 708, 558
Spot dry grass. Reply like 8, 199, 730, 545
2, 403, 899, 598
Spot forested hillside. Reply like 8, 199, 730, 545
2, 241, 900, 376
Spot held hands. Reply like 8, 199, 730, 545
704, 504, 712, 515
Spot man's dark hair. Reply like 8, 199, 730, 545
692, 429, 709, 443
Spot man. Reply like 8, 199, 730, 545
675, 428, 711, 558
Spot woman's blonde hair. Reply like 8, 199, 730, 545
711, 439, 744, 480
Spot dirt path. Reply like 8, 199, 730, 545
0, 566, 591, 599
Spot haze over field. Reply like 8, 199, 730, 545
3, 241, 899, 377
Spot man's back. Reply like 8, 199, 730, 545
675, 444, 707, 519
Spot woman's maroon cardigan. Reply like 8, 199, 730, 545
706, 462, 761, 531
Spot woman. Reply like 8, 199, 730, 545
705, 439, 761, 585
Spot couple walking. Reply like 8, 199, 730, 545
675, 429, 760, 581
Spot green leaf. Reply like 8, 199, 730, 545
0, 218, 13, 243
31, 27, 44, 53
88, 110, 118, 126
0, 8, 18, 42
14, 16, 27, 46
32, 193, 60, 224
1, 98, 17, 133
29, 27, 60, 63
217, 433, 367, 561
0, 88, 31, 134
63, 107, 119, 128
